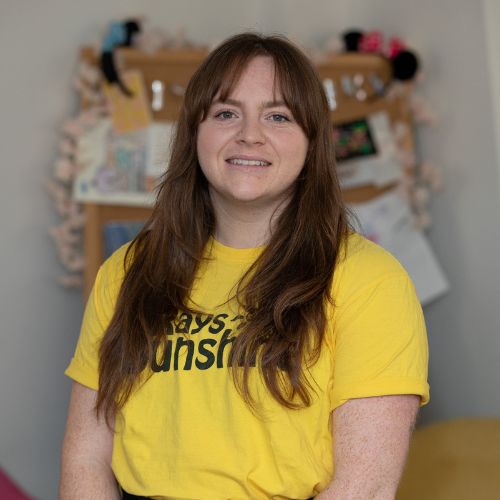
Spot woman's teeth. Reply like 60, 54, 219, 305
227, 159, 271, 166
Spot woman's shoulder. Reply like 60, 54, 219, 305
340, 231, 406, 273
96, 242, 134, 292
332, 231, 410, 301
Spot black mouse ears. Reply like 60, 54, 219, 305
342, 29, 420, 81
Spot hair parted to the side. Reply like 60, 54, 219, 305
96, 32, 350, 421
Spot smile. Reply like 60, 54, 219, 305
226, 158, 271, 166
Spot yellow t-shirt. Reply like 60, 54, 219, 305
65, 232, 429, 499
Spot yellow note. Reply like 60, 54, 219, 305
103, 70, 152, 134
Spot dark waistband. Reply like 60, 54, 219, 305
122, 491, 314, 499
122, 492, 150, 499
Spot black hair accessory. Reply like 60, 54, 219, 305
100, 19, 141, 97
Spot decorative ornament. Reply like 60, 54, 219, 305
48, 54, 110, 287
341, 29, 421, 82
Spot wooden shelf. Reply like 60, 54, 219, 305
83, 203, 153, 298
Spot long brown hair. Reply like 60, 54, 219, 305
96, 32, 349, 421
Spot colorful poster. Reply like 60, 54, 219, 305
73, 119, 174, 206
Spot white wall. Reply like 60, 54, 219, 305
1, 0, 499, 497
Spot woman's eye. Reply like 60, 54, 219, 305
214, 110, 236, 120
269, 113, 291, 123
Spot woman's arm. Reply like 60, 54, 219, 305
316, 394, 420, 500
59, 382, 120, 500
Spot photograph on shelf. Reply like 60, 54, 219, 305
334, 111, 402, 189
333, 118, 378, 162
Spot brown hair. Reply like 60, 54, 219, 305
96, 32, 349, 421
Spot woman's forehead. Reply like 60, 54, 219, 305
213, 57, 284, 102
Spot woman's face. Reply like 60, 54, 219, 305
196, 56, 309, 211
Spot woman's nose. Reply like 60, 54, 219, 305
237, 116, 266, 144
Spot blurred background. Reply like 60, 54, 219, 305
1, 0, 500, 498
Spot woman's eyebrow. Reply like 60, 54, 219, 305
213, 98, 287, 108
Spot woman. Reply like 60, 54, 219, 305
60, 32, 429, 499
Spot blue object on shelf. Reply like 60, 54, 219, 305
103, 220, 145, 258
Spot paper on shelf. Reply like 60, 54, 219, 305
349, 190, 449, 306
102, 70, 152, 134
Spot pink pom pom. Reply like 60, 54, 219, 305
56, 199, 72, 217
324, 36, 343, 55
410, 95, 439, 125
430, 170, 444, 191
420, 162, 444, 191
414, 211, 432, 230
66, 211, 86, 229
78, 109, 100, 127
57, 274, 83, 288
62, 119, 85, 138
359, 31, 384, 53
420, 161, 435, 180
385, 82, 407, 101
77, 61, 101, 86
392, 121, 409, 142
387, 37, 406, 58
65, 254, 86, 273
54, 158, 76, 183
396, 175, 415, 201
135, 28, 168, 54
58, 138, 75, 156
73, 79, 103, 104
412, 186, 431, 209
395, 149, 417, 168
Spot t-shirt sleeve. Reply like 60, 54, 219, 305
329, 239, 430, 411
65, 246, 126, 390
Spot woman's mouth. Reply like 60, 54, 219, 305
226, 158, 272, 166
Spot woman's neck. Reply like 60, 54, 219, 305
210, 194, 286, 248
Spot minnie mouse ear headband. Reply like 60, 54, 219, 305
342, 29, 420, 81
100, 19, 141, 96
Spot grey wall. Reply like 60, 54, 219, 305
126, 0, 264, 44
1, 0, 499, 497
